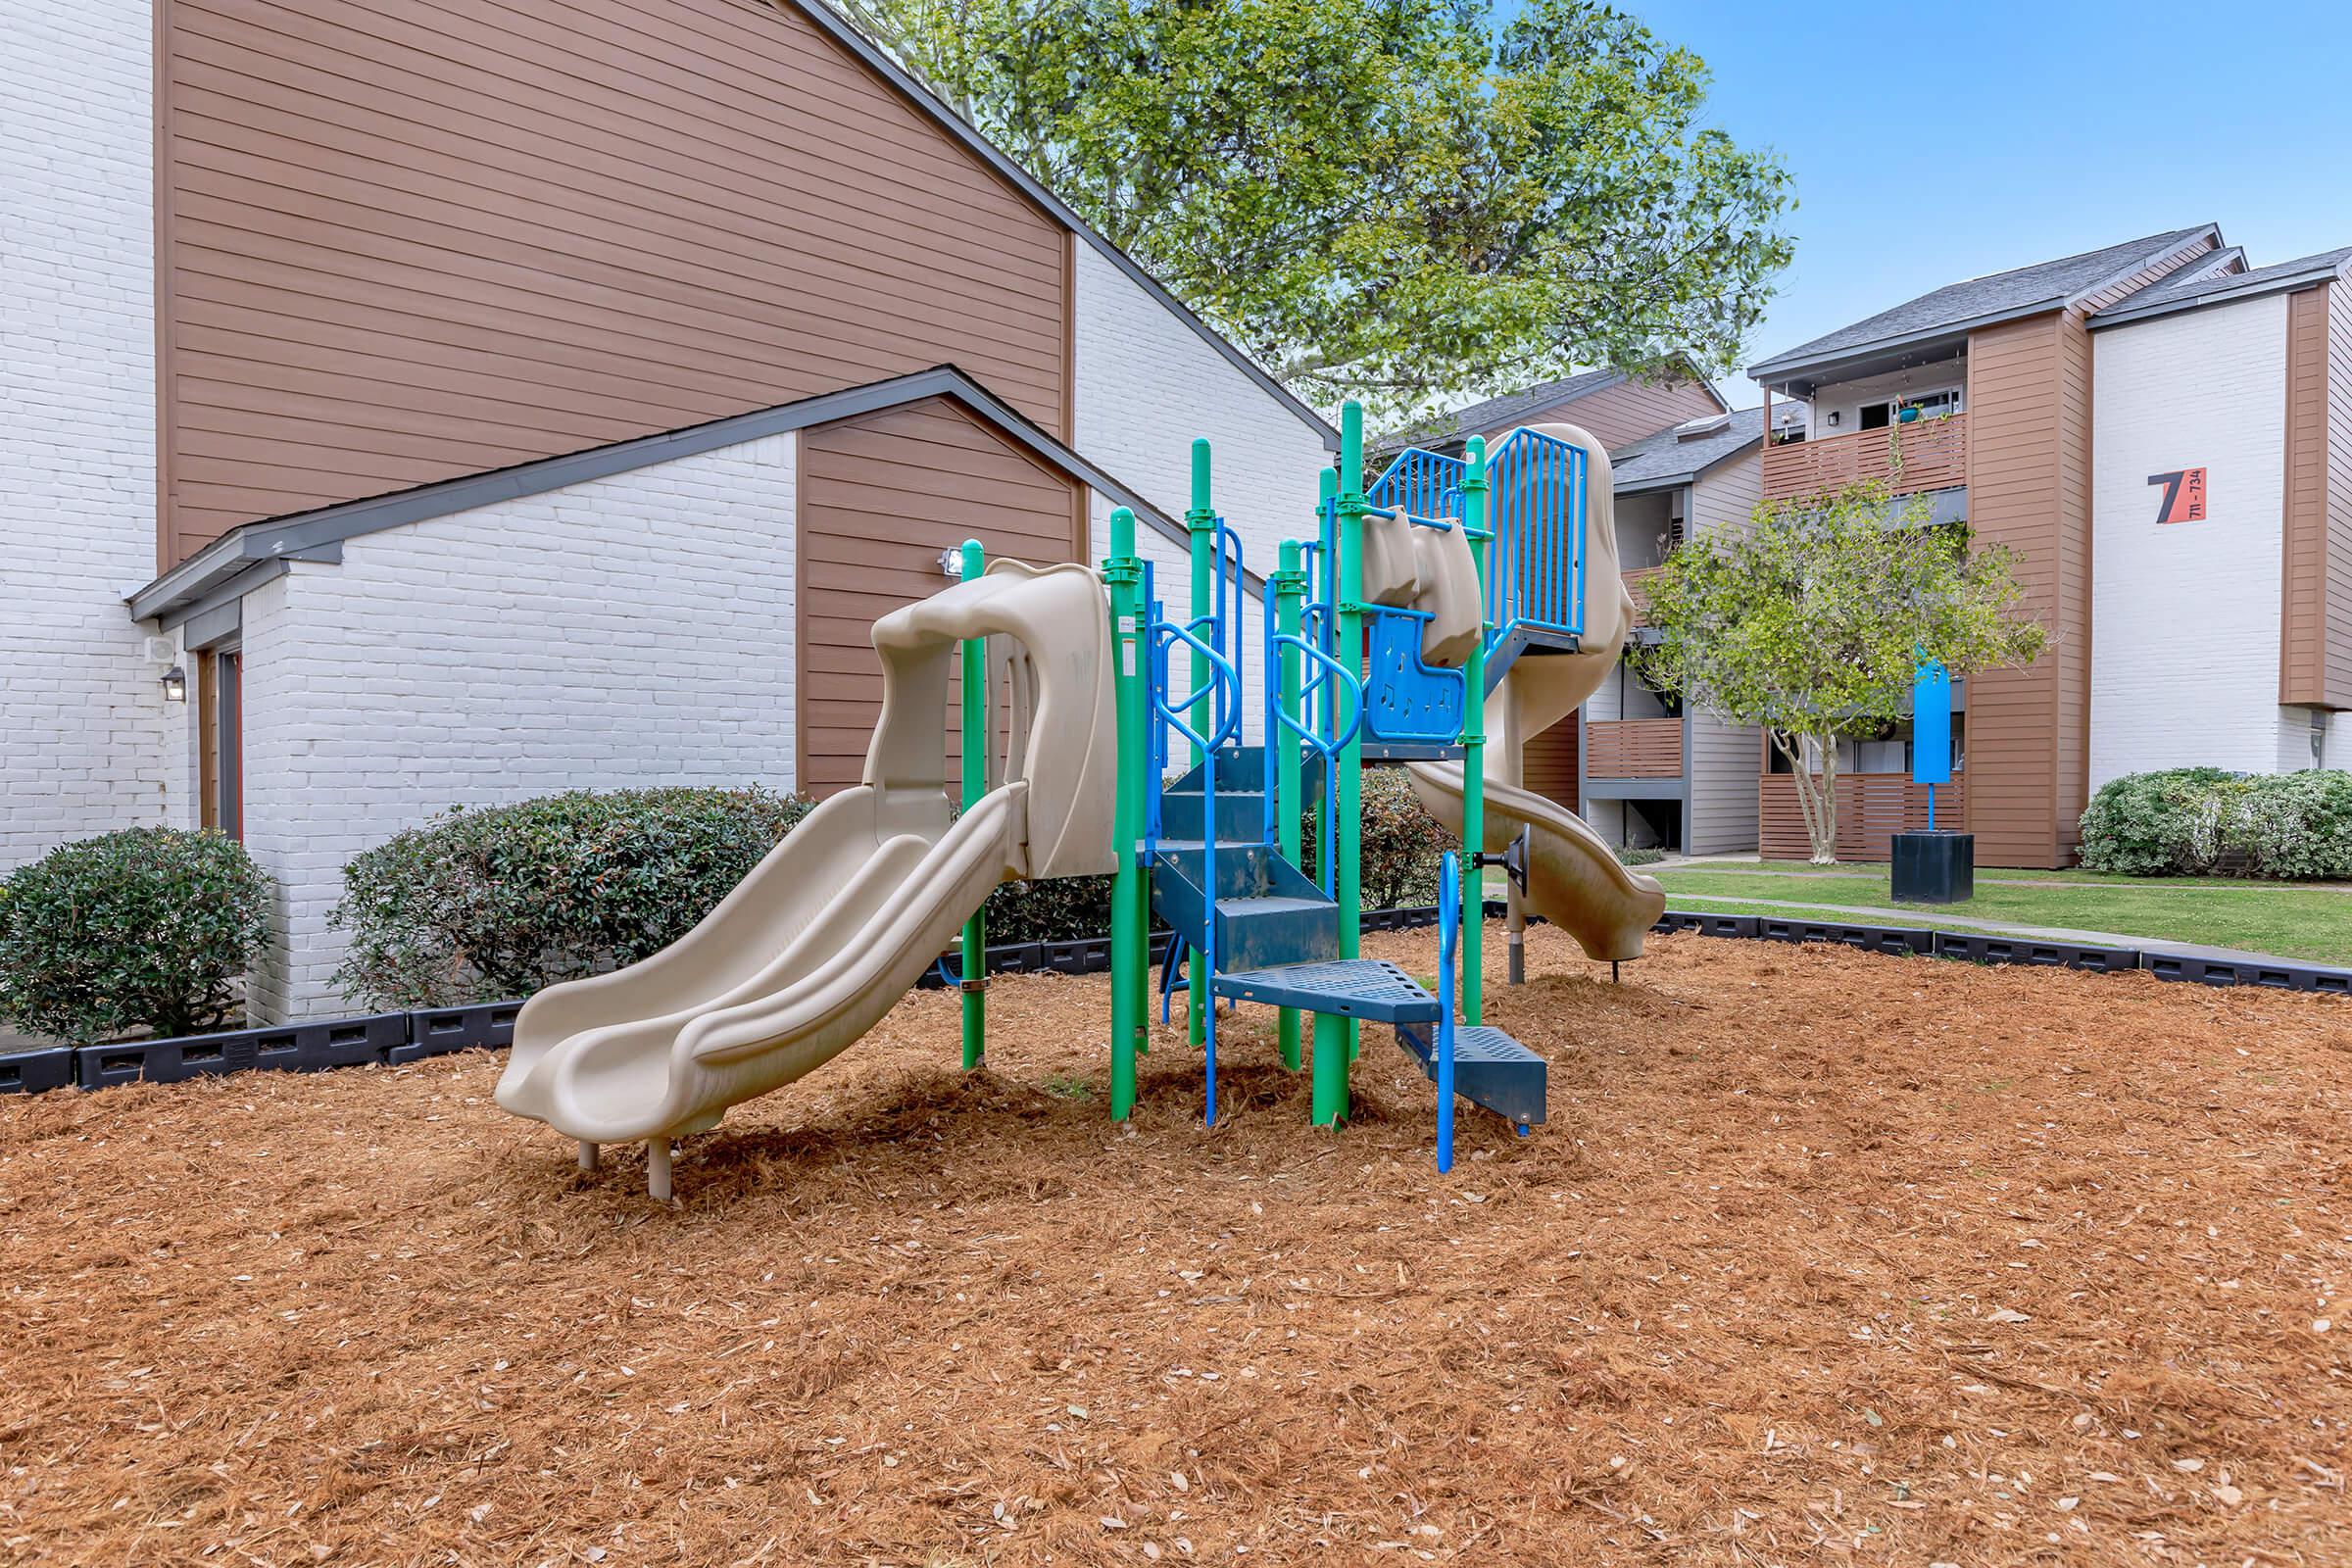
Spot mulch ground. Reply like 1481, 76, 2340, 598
4, 928, 2348, 1567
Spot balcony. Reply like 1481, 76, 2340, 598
1586, 717, 1683, 780
1622, 565, 1662, 622
1758, 772, 1965, 860
1761, 413, 1968, 504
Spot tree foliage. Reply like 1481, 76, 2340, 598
1629, 483, 2047, 862
837, 0, 1793, 420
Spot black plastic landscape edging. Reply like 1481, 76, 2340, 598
77, 1012, 409, 1090
0, 1046, 77, 1096
394, 1000, 524, 1063
1935, 932, 2140, 974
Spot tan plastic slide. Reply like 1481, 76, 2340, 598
1405, 420, 1667, 961
495, 561, 1116, 1195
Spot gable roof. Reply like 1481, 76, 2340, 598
2090, 244, 2352, 330
1376, 362, 1729, 453
1749, 224, 2221, 385
794, 0, 1335, 448
127, 367, 1192, 629
1608, 406, 1765, 493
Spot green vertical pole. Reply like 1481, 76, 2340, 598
1312, 404, 1367, 1125
958, 540, 988, 1068
1104, 508, 1148, 1120
1460, 439, 1490, 1026
1185, 439, 1214, 1049
1273, 540, 1306, 1072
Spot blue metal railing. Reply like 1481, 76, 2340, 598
1148, 608, 1241, 1128
1266, 627, 1363, 896
1435, 850, 1460, 1173
1365, 430, 1591, 654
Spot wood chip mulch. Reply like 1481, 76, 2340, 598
3, 927, 2347, 1566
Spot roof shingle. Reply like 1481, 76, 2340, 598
2090, 244, 2352, 328
1607, 406, 1764, 491
1750, 224, 2217, 381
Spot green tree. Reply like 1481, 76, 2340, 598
1629, 484, 2047, 863
835, 0, 1793, 420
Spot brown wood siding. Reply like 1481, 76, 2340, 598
2330, 281, 2352, 705
1584, 718, 1684, 779
1523, 711, 1580, 808
797, 397, 1083, 797
1486, 375, 1723, 452
157, 0, 1072, 570
2282, 283, 2334, 705
1947, 235, 2220, 866
1759, 773, 1966, 861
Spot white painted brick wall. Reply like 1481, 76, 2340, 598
2090, 296, 2306, 788
1073, 244, 1333, 583
238, 434, 799, 1021
0, 1, 183, 866
1074, 249, 1333, 746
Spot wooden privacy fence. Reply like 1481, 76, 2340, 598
1759, 771, 1964, 860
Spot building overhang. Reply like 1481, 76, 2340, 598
128, 366, 1199, 627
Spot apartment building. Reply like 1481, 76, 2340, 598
1748, 225, 2352, 866
6, 0, 1335, 1020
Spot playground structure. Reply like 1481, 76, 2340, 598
494, 403, 1663, 1193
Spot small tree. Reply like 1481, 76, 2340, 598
1630, 483, 2046, 862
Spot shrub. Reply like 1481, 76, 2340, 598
332, 787, 811, 1009
982, 874, 1117, 947
1615, 844, 1667, 866
1301, 766, 1455, 909
0, 828, 270, 1044
2078, 767, 2352, 879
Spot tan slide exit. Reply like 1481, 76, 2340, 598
495, 562, 1116, 1191
1405, 419, 1666, 961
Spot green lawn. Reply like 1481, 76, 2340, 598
1647, 860, 2352, 965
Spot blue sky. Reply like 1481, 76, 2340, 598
1613, 0, 2352, 407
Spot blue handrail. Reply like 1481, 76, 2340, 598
1269, 632, 1362, 897
1148, 611, 1240, 1128
1435, 851, 1459, 1173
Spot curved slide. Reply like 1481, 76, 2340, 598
494, 562, 1115, 1173
1401, 416, 1665, 962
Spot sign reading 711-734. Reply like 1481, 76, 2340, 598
2148, 466, 2208, 524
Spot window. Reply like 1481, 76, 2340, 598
198, 647, 243, 841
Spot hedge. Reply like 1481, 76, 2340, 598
0, 828, 271, 1044
2078, 767, 2352, 879
332, 787, 812, 1009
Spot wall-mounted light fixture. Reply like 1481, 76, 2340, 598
936, 546, 963, 578
161, 665, 187, 704
1827, 410, 1842, 428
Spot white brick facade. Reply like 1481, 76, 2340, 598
0, 1, 183, 867
1072, 244, 1334, 576
237, 434, 800, 1020
2089, 295, 2312, 787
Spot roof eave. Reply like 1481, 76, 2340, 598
128, 366, 1206, 623
1748, 299, 2062, 392
2089, 259, 2350, 331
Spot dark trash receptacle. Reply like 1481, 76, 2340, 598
1892, 831, 1974, 905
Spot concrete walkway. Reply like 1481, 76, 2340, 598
1667, 892, 2330, 968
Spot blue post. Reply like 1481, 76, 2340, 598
1436, 852, 1459, 1173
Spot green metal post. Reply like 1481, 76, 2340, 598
1185, 439, 1214, 1048
1312, 404, 1367, 1125
1460, 439, 1490, 1026
958, 539, 988, 1068
1273, 540, 1306, 1072
1104, 508, 1148, 1119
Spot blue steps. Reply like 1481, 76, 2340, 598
1209, 958, 1440, 1023
1395, 1022, 1546, 1128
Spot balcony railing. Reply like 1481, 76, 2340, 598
1760, 413, 1968, 503
1586, 717, 1683, 779
1758, 772, 1965, 860
1622, 565, 1662, 622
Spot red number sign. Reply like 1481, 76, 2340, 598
2148, 467, 2208, 524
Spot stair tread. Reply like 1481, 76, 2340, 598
1209, 958, 1439, 1023
1213, 894, 1331, 915
1394, 1023, 1547, 1125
